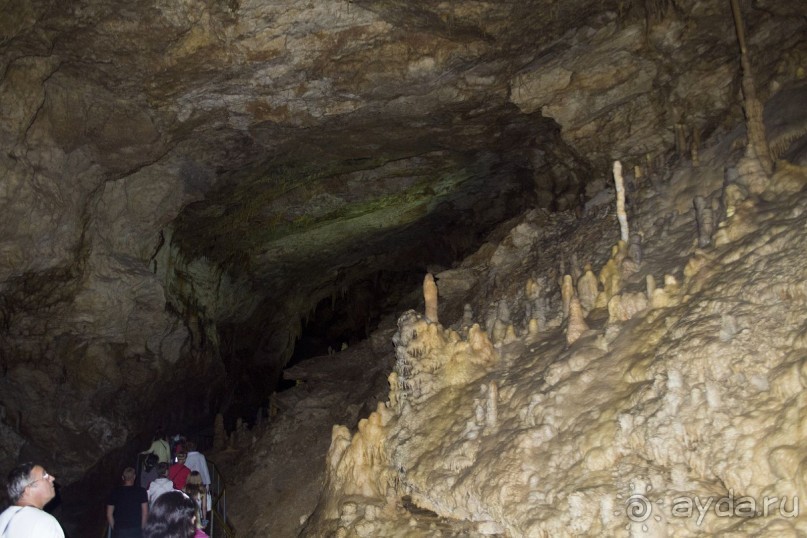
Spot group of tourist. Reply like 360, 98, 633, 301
126, 429, 213, 538
0, 429, 213, 538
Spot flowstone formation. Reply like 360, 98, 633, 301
302, 85, 807, 536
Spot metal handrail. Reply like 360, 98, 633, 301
207, 459, 236, 538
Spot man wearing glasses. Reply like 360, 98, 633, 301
0, 463, 64, 537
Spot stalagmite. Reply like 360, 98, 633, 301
525, 278, 545, 329
628, 234, 642, 265
486, 381, 498, 429
525, 278, 540, 301
675, 122, 687, 158
561, 274, 574, 319
570, 253, 581, 281
613, 160, 629, 242
462, 303, 474, 327
577, 264, 599, 314
213, 413, 227, 451
497, 300, 511, 325
423, 273, 438, 323
566, 295, 589, 346
596, 248, 623, 309
729, 0, 774, 177
492, 318, 507, 343
694, 195, 715, 248
504, 324, 518, 343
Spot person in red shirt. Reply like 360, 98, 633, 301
168, 452, 191, 490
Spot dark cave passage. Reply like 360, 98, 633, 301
287, 269, 424, 367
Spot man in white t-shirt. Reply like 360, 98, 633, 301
183, 442, 211, 486
0, 462, 64, 538
184, 441, 213, 523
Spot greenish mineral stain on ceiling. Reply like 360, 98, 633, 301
171, 155, 475, 267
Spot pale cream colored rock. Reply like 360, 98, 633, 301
566, 295, 589, 346
485, 382, 499, 429
491, 319, 507, 343
525, 278, 541, 300
607, 292, 648, 323
561, 274, 574, 319
577, 265, 599, 313
646, 274, 656, 301
595, 257, 622, 309
503, 324, 518, 344
423, 273, 439, 323
613, 160, 630, 242
462, 303, 474, 327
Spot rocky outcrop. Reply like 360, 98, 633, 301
302, 89, 807, 536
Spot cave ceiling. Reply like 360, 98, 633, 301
1, 0, 805, 483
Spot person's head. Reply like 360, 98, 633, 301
175, 452, 187, 465
154, 427, 165, 441
157, 462, 169, 478
122, 467, 136, 484
6, 462, 56, 508
144, 453, 159, 472
185, 440, 197, 452
143, 490, 198, 538
185, 471, 203, 489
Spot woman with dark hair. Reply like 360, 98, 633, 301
140, 428, 170, 464
143, 490, 209, 538
140, 453, 159, 489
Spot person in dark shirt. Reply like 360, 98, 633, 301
106, 467, 148, 538
140, 454, 159, 490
